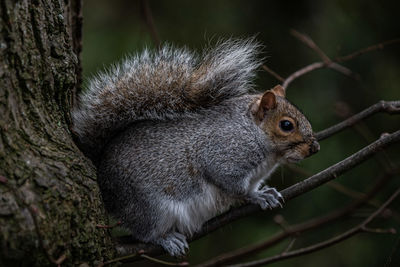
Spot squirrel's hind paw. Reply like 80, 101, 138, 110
157, 232, 189, 257
247, 186, 284, 210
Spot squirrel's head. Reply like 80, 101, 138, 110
251, 85, 320, 164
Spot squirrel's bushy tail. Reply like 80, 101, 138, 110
72, 38, 263, 159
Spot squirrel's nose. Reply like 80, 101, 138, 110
309, 139, 320, 155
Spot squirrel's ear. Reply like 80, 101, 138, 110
271, 85, 286, 97
254, 91, 277, 120
260, 91, 277, 110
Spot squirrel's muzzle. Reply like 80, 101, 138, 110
309, 139, 320, 156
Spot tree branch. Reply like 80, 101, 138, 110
229, 186, 400, 267
335, 38, 400, 63
280, 30, 357, 89
290, 29, 331, 63
197, 129, 400, 237
262, 65, 285, 82
315, 100, 400, 141
264, 36, 400, 89
282, 62, 325, 89
281, 61, 356, 89
196, 170, 396, 267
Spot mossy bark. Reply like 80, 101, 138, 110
0, 0, 115, 266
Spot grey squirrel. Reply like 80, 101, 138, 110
72, 39, 319, 256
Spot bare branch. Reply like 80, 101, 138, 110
335, 38, 400, 63
287, 155, 400, 224
140, 254, 189, 266
315, 101, 400, 141
229, 186, 400, 267
282, 62, 324, 89
196, 170, 395, 267
282, 61, 356, 89
328, 62, 358, 78
283, 130, 400, 200
333, 101, 395, 172
267, 36, 399, 89
290, 29, 331, 63
262, 65, 285, 82
197, 130, 400, 235
280, 30, 358, 88
283, 238, 296, 253
361, 227, 396, 234
287, 164, 375, 202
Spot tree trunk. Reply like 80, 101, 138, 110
0, 0, 114, 266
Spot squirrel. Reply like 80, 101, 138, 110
72, 39, 320, 256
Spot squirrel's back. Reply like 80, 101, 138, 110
72, 39, 263, 159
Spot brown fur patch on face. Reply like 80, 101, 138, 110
296, 143, 312, 158
253, 94, 317, 162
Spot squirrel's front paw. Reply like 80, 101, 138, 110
246, 186, 284, 210
156, 232, 189, 257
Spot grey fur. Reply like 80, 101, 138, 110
72, 39, 262, 159
97, 96, 283, 256
72, 39, 317, 256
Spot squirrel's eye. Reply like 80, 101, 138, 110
279, 120, 294, 132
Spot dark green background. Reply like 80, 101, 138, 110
82, 0, 400, 266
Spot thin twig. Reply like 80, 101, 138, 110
282, 61, 356, 89
282, 62, 324, 89
139, 0, 160, 47
141, 254, 189, 266
290, 29, 331, 63
262, 65, 285, 82
287, 164, 373, 202
267, 35, 399, 89
335, 38, 400, 62
228, 186, 400, 267
316, 100, 400, 141
289, 30, 356, 79
280, 30, 358, 88
283, 238, 296, 253
288, 163, 400, 224
328, 62, 357, 78
333, 101, 395, 171
361, 227, 396, 234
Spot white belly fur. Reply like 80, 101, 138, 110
161, 182, 233, 236
160, 161, 279, 236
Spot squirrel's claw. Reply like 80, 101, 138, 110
247, 186, 284, 210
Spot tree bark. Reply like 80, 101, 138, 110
0, 0, 114, 266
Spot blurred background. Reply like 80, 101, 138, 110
82, 0, 400, 266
